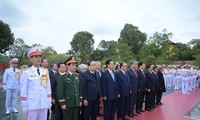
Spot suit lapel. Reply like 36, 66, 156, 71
107, 70, 115, 81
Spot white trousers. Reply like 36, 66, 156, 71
182, 77, 188, 94
27, 108, 48, 120
174, 76, 181, 89
5, 89, 18, 111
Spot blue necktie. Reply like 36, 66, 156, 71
111, 71, 115, 81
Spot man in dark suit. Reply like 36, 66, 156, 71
50, 63, 66, 120
101, 60, 120, 120
157, 66, 166, 105
152, 66, 160, 107
136, 62, 146, 114
95, 61, 104, 116
145, 64, 155, 111
127, 61, 139, 117
49, 63, 58, 77
116, 63, 131, 120
49, 63, 58, 115
81, 61, 101, 120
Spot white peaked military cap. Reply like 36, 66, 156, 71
27, 47, 42, 57
10, 58, 18, 63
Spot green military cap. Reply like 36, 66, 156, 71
65, 56, 77, 65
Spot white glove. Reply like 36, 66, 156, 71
22, 107, 28, 113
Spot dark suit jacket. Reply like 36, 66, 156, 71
81, 70, 101, 101
101, 69, 119, 100
126, 68, 138, 92
152, 72, 159, 91
116, 70, 131, 97
145, 71, 156, 91
50, 72, 60, 100
157, 71, 166, 92
48, 69, 55, 77
137, 69, 147, 91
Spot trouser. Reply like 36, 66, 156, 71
151, 91, 156, 106
28, 108, 48, 120
103, 99, 117, 120
55, 100, 63, 120
62, 107, 79, 120
136, 91, 145, 111
182, 77, 188, 94
166, 77, 171, 87
145, 91, 151, 109
84, 99, 99, 120
174, 77, 179, 89
5, 88, 18, 111
188, 77, 192, 91
127, 92, 137, 114
156, 91, 163, 104
117, 97, 128, 119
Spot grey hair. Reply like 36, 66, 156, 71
78, 64, 87, 70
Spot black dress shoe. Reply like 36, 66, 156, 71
145, 108, 151, 111
128, 113, 134, 118
98, 113, 104, 116
159, 102, 164, 105
140, 109, 145, 112
136, 110, 141, 114
124, 117, 130, 120
133, 113, 138, 116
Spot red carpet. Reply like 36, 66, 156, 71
99, 88, 200, 120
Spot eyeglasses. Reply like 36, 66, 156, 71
12, 63, 18, 64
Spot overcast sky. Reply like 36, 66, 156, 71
1, 0, 200, 53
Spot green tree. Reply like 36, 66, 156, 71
138, 43, 160, 60
70, 31, 94, 62
117, 42, 135, 63
174, 42, 193, 60
145, 55, 156, 66
9, 38, 30, 65
90, 49, 106, 61
118, 23, 147, 55
149, 29, 173, 47
149, 29, 175, 61
0, 20, 15, 54
42, 46, 57, 58
98, 40, 118, 59
47, 54, 69, 66
188, 39, 200, 58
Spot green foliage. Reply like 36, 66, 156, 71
70, 31, 94, 62
42, 46, 57, 58
138, 43, 160, 60
0, 55, 10, 64
145, 55, 156, 66
118, 23, 147, 55
9, 38, 30, 65
149, 29, 173, 47
193, 54, 200, 66
0, 20, 15, 54
47, 54, 69, 66
117, 42, 135, 62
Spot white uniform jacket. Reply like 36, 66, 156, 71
3, 67, 20, 90
20, 66, 51, 110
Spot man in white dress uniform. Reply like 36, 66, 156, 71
3, 58, 20, 115
20, 47, 52, 120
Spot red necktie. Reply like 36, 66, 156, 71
133, 70, 138, 79
142, 71, 146, 78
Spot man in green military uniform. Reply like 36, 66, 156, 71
57, 56, 83, 120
